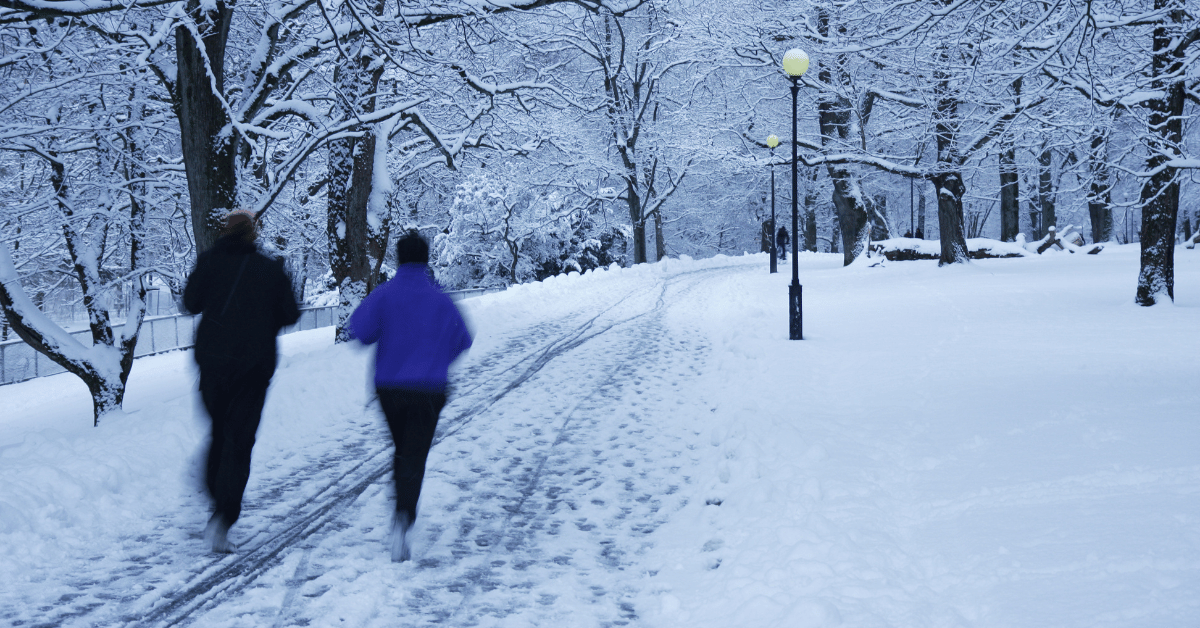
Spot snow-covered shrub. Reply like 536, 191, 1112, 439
432, 170, 627, 289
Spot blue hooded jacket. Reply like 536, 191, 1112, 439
349, 265, 472, 390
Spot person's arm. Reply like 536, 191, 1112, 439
182, 254, 209, 315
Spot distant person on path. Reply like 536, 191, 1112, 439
776, 226, 790, 261
349, 231, 472, 562
184, 210, 300, 553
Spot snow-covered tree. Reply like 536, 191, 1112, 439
0, 19, 180, 423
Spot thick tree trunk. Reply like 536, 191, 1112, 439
625, 180, 647, 264
327, 45, 384, 341
327, 129, 358, 343
932, 63, 970, 265
1135, 3, 1187, 305
830, 174, 870, 265
175, 0, 236, 253
817, 11, 871, 266
931, 172, 969, 265
631, 220, 647, 264
999, 147, 1020, 241
818, 92, 870, 265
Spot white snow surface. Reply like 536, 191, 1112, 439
1, 246, 1198, 627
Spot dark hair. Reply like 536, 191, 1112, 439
222, 211, 258, 243
395, 231, 429, 265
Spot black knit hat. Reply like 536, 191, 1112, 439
395, 231, 429, 265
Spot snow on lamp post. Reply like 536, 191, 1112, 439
783, 48, 808, 340
767, 134, 780, 274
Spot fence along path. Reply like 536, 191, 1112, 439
0, 287, 499, 386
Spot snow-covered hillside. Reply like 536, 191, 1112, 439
1, 245, 1197, 627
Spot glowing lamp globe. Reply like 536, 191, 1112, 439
783, 48, 810, 77
767, 135, 779, 149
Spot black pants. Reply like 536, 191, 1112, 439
377, 388, 446, 522
200, 365, 272, 528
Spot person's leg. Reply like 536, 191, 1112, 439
200, 376, 234, 518
378, 388, 413, 561
211, 375, 269, 528
378, 389, 445, 562
393, 390, 445, 522
377, 388, 408, 515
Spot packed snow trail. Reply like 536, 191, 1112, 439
189, 266, 726, 627
18, 264, 733, 627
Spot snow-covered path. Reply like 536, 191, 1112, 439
193, 266, 728, 628
2, 248, 1198, 628
1, 262, 741, 627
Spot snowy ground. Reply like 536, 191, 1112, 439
1, 244, 1198, 627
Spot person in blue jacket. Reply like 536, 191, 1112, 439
349, 231, 472, 562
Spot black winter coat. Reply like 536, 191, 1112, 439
184, 235, 300, 377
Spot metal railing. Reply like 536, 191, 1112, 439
0, 285, 503, 386
0, 306, 337, 387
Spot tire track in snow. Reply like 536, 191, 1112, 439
15, 281, 651, 628
111, 266, 727, 627
265, 266, 724, 627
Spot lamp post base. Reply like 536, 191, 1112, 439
770, 248, 778, 274
789, 281, 803, 340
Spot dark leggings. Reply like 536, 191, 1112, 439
201, 366, 271, 528
377, 388, 446, 522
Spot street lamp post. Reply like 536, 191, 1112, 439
767, 134, 780, 274
783, 48, 809, 340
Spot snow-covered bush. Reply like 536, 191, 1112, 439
432, 170, 627, 289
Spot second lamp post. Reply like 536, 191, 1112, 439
783, 48, 809, 340
767, 134, 779, 274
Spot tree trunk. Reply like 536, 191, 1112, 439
817, 10, 871, 266
1087, 129, 1114, 243
803, 169, 819, 252
625, 180, 647, 264
1037, 146, 1057, 233
999, 146, 1020, 241
327, 42, 384, 341
654, 209, 666, 261
917, 188, 926, 238
1136, 2, 1187, 305
175, 0, 237, 253
931, 172, 969, 265
817, 92, 869, 266
932, 77, 970, 264
998, 77, 1022, 242
868, 195, 891, 241
831, 174, 871, 265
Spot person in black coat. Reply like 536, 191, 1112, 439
184, 210, 300, 552
776, 226, 790, 261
